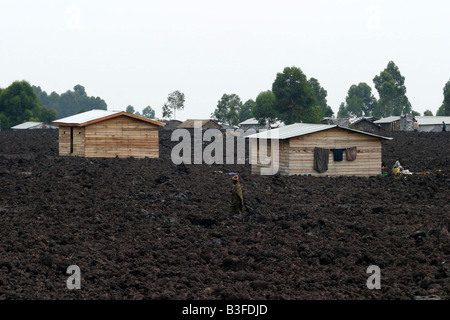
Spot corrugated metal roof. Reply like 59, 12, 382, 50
53, 109, 165, 127
415, 116, 450, 125
11, 122, 44, 129
245, 123, 392, 140
246, 123, 335, 139
374, 116, 401, 124
53, 110, 119, 125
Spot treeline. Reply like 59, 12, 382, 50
0, 81, 57, 130
338, 61, 450, 118
211, 67, 333, 126
0, 81, 108, 130
211, 61, 450, 126
33, 84, 107, 118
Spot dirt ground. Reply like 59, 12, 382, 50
0, 129, 448, 300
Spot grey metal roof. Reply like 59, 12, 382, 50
53, 110, 119, 125
239, 118, 260, 125
11, 122, 44, 129
374, 116, 401, 124
415, 116, 450, 125
245, 123, 392, 140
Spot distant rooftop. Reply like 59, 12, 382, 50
374, 116, 401, 124
246, 123, 392, 140
53, 109, 165, 127
11, 121, 44, 129
415, 116, 450, 125
239, 118, 260, 125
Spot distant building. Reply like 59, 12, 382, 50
415, 116, 450, 132
219, 123, 239, 130
239, 118, 266, 132
11, 122, 57, 130
176, 119, 222, 130
374, 115, 417, 132
239, 118, 285, 132
350, 118, 382, 134
160, 119, 182, 131
321, 117, 350, 128
399, 115, 417, 131
374, 116, 400, 131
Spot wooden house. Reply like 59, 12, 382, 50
350, 118, 382, 134
246, 123, 392, 177
374, 116, 401, 132
374, 116, 417, 132
53, 110, 165, 158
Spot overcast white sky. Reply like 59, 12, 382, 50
1, 0, 449, 120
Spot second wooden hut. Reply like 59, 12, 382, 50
246, 123, 392, 176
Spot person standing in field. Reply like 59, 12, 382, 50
230, 175, 244, 215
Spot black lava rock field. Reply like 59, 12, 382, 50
0, 129, 448, 300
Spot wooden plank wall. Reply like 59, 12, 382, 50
288, 128, 382, 176
250, 140, 289, 175
250, 128, 383, 176
84, 116, 159, 158
58, 126, 71, 156
72, 127, 85, 156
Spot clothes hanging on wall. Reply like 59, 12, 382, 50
314, 147, 329, 173
346, 146, 357, 161
330, 148, 346, 161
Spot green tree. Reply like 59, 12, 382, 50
340, 83, 378, 117
0, 81, 40, 125
308, 77, 333, 117
0, 113, 11, 131
302, 105, 323, 124
411, 110, 420, 116
239, 99, 254, 123
162, 104, 172, 118
33, 84, 107, 118
164, 90, 185, 120
439, 79, 450, 116
271, 66, 317, 124
126, 105, 135, 114
211, 93, 242, 126
142, 106, 155, 119
0, 80, 56, 129
423, 109, 433, 116
373, 61, 412, 117
253, 91, 277, 125
337, 102, 348, 118
38, 106, 57, 123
